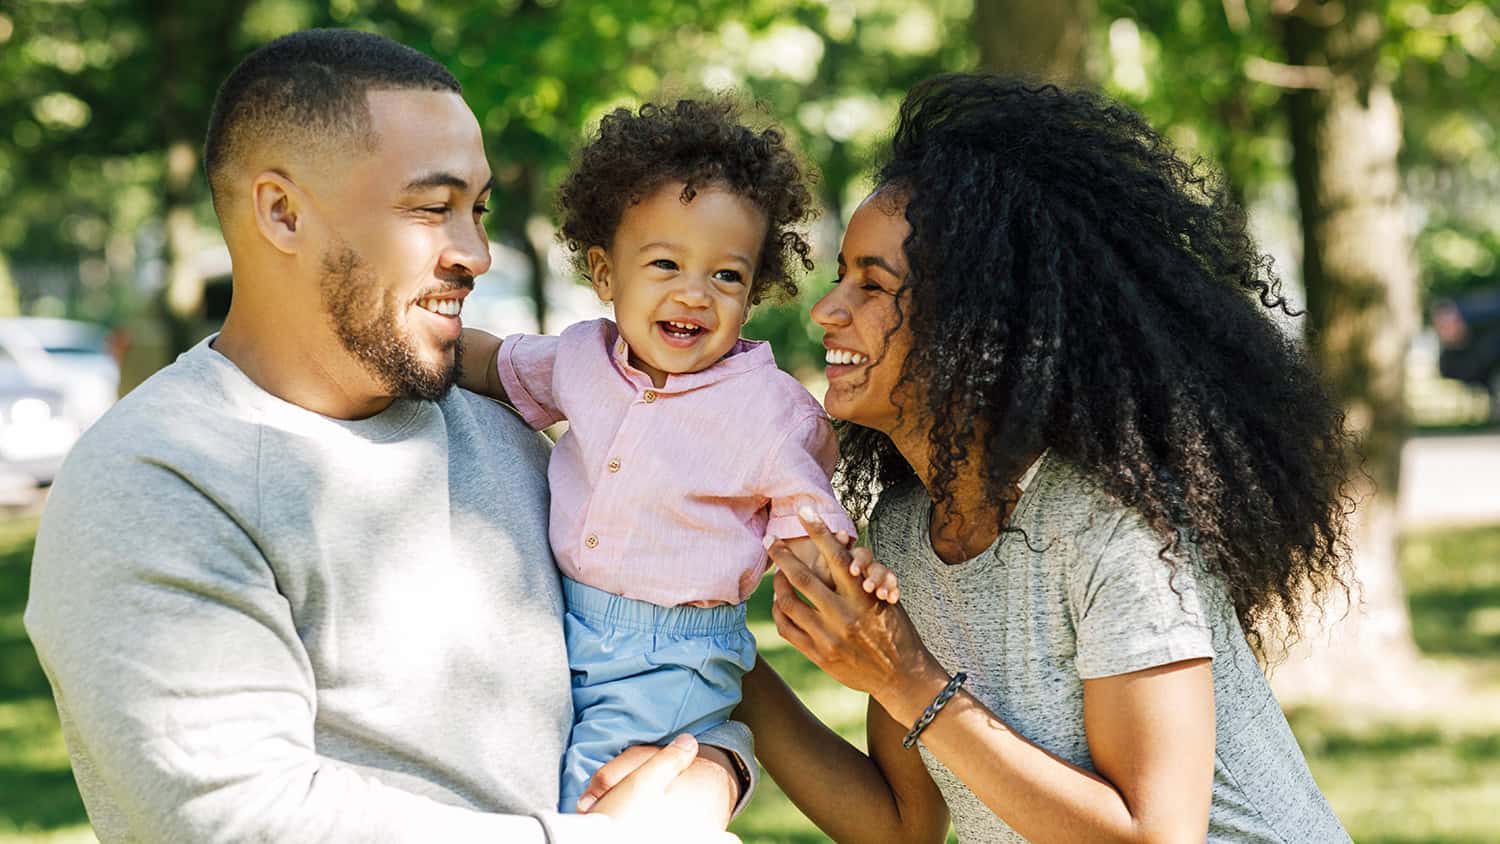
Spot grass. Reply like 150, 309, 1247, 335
0, 517, 1497, 842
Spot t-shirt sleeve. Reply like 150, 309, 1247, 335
495, 333, 564, 430
759, 413, 857, 541
1067, 511, 1216, 680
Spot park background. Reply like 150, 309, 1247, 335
2, 0, 1499, 840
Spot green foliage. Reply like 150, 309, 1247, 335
0, 0, 976, 361
1091, 1, 1500, 311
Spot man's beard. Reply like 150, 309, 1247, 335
319, 244, 463, 402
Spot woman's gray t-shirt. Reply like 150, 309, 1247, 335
871, 454, 1349, 843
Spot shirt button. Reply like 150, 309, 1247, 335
585, 534, 599, 549
643, 390, 657, 403
607, 458, 621, 473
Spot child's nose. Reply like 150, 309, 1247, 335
673, 276, 713, 306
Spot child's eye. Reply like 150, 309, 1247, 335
473, 204, 490, 216
651, 259, 679, 272
714, 269, 744, 284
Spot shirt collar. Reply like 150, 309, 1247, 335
607, 322, 774, 393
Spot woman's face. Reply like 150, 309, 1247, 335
811, 191, 914, 434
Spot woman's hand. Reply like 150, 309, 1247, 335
766, 510, 947, 715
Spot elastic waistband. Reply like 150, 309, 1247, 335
561, 577, 747, 635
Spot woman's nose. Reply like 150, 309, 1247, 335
811, 287, 851, 327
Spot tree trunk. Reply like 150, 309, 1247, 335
973, 0, 1095, 85
1272, 0, 1426, 708
147, 0, 252, 355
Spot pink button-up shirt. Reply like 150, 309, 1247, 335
496, 318, 856, 606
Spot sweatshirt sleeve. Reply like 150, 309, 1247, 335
23, 450, 620, 843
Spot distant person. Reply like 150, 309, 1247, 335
25, 29, 748, 843
456, 99, 890, 817
719, 75, 1354, 842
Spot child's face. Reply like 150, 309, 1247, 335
588, 181, 766, 386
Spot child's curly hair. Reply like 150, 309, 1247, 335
556, 97, 816, 306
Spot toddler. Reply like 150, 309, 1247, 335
458, 99, 896, 815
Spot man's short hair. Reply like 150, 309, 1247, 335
204, 29, 461, 213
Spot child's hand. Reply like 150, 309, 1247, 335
848, 546, 900, 604
765, 512, 900, 605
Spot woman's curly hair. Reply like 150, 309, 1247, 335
839, 74, 1354, 652
555, 97, 816, 305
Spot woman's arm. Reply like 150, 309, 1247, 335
457, 327, 506, 400
737, 656, 948, 844
768, 514, 1215, 844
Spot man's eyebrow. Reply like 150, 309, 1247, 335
402, 172, 495, 194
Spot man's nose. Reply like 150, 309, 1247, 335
442, 221, 492, 279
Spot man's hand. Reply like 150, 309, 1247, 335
578, 734, 740, 838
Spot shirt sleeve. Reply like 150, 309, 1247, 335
496, 333, 565, 430
23, 451, 618, 843
759, 413, 858, 541
1067, 510, 1217, 680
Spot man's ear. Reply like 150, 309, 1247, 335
251, 171, 305, 255
586, 246, 613, 302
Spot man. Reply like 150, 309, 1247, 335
25, 29, 750, 842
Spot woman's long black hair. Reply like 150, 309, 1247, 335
839, 74, 1353, 650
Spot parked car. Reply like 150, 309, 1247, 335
0, 347, 79, 487
1433, 286, 1500, 422
0, 317, 120, 430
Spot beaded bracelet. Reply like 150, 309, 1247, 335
901, 671, 968, 749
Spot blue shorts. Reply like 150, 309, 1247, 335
557, 577, 757, 813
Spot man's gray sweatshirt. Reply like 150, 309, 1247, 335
25, 339, 752, 842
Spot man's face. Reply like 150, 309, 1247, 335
309, 89, 493, 400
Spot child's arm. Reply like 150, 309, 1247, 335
459, 327, 566, 430
761, 416, 897, 602
457, 327, 507, 401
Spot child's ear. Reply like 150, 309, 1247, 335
586, 246, 613, 302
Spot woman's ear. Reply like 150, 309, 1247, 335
586, 246, 613, 303
252, 171, 303, 255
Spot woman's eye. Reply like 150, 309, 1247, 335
473, 204, 490, 216
714, 269, 744, 284
860, 282, 885, 293
651, 259, 679, 271
421, 206, 450, 216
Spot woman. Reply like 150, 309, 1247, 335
746, 75, 1354, 842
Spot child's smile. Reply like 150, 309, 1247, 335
587, 181, 768, 388
658, 318, 709, 348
